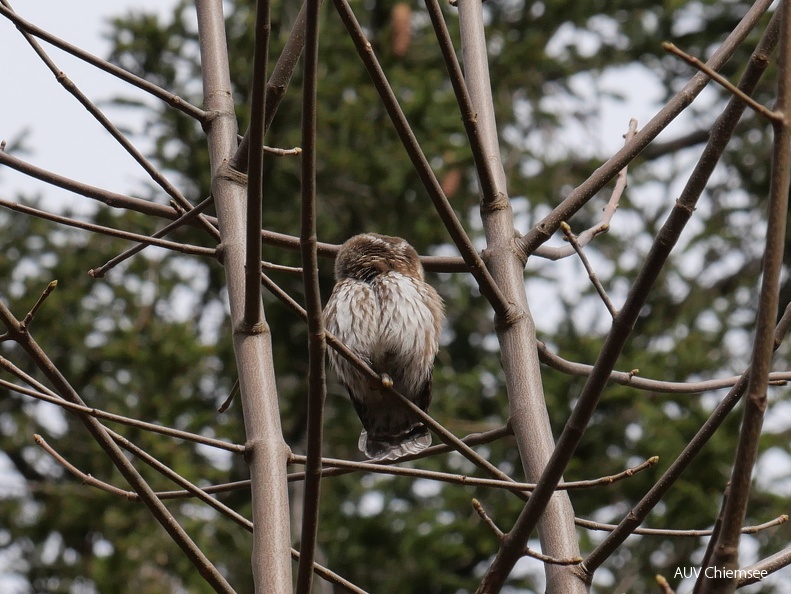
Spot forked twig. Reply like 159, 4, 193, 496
535, 119, 637, 261
472, 499, 583, 566
560, 222, 618, 317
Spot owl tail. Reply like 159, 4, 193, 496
358, 425, 431, 461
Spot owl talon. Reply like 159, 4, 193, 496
380, 373, 393, 389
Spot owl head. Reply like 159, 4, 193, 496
334, 233, 424, 282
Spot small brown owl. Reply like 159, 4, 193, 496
324, 233, 445, 461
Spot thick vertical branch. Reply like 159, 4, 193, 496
294, 0, 327, 591
698, 3, 791, 592
195, 1, 293, 592
454, 2, 584, 593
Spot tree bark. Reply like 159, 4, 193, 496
196, 1, 293, 592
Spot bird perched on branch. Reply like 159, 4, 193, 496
324, 233, 444, 461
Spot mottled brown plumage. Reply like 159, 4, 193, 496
324, 234, 444, 460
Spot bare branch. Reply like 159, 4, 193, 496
534, 118, 637, 261
36, 434, 364, 594
295, 0, 327, 589
330, 0, 513, 321
0, 297, 235, 593
481, 1, 779, 588
663, 42, 781, 122
472, 499, 583, 566
698, 4, 791, 591
287, 454, 658, 494
0, 197, 216, 258
195, 0, 293, 590
0, 3, 207, 121
453, 0, 583, 591
581, 12, 784, 577
538, 341, 791, 394
560, 222, 618, 317
0, 371, 244, 453
243, 0, 271, 327
20, 280, 58, 330
575, 514, 787, 537
737, 546, 791, 586
0, 148, 188, 220
89, 195, 216, 278
0, 0, 219, 240
231, 0, 313, 173
517, 0, 775, 259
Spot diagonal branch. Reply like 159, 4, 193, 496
0, 197, 216, 258
330, 0, 513, 322
0, 298, 235, 593
0, 0, 220, 241
697, 3, 791, 592
0, 3, 207, 121
478, 2, 779, 589
516, 0, 776, 259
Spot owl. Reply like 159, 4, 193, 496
323, 233, 445, 461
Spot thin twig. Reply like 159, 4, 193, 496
424, 0, 500, 207
534, 119, 637, 261
0, 3, 208, 122
35, 434, 136, 499
655, 574, 676, 594
89, 195, 216, 278
288, 454, 658, 493
560, 222, 618, 317
0, 197, 216, 259
0, 373, 244, 454
662, 42, 781, 123
0, 149, 185, 221
538, 341, 791, 393
108, 429, 253, 529
472, 499, 583, 566
20, 280, 58, 330
575, 514, 787, 537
